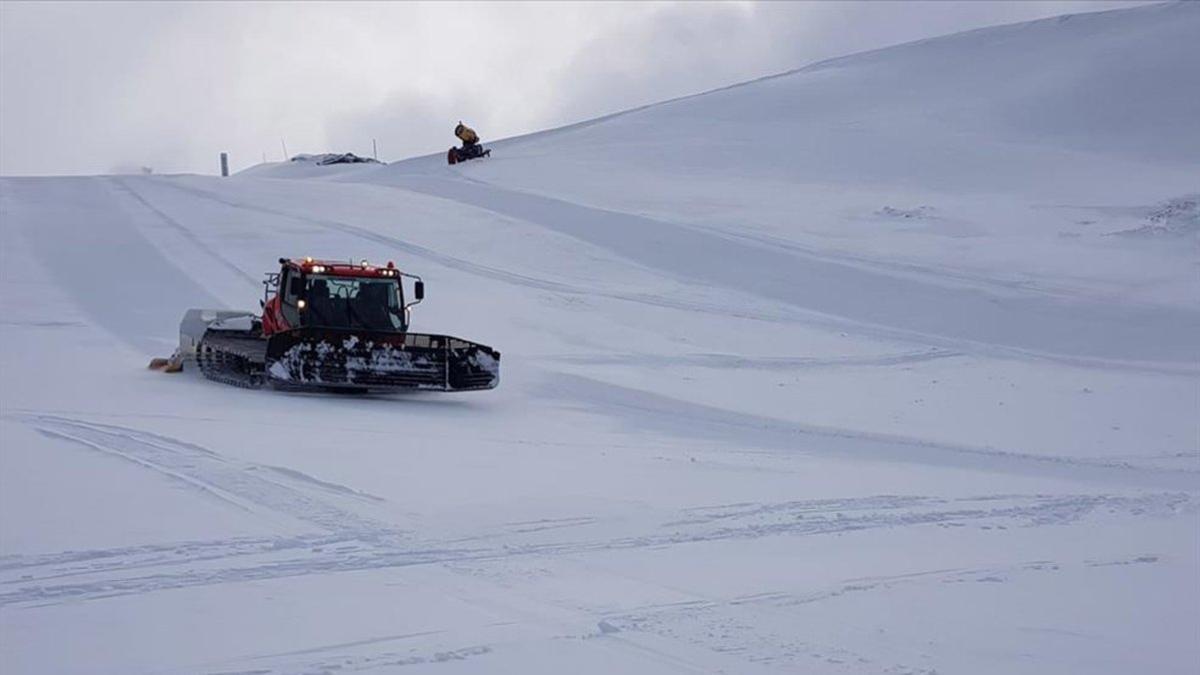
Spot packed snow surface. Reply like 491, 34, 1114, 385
2, 4, 1198, 674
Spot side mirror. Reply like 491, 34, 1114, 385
414, 280, 425, 301
288, 277, 304, 297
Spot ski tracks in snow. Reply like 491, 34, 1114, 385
545, 347, 961, 370
1, 414, 1193, 674
26, 414, 388, 534
542, 372, 1200, 490
110, 178, 260, 289
0, 414, 419, 607
384, 174, 1200, 367
134, 178, 815, 326
1, 414, 1192, 612
593, 557, 1155, 673
135, 175, 1198, 375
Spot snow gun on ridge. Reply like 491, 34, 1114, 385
447, 120, 491, 165
149, 257, 500, 392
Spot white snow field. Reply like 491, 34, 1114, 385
2, 3, 1198, 674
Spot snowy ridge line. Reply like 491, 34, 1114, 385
546, 373, 1200, 489
14, 414, 398, 536
139, 177, 812, 325
0, 486, 1189, 608
382, 5, 1155, 169
108, 177, 259, 288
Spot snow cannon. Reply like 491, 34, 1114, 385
447, 145, 491, 165
150, 258, 499, 393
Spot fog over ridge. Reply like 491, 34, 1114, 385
0, 1, 1149, 176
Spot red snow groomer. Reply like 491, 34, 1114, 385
150, 257, 499, 392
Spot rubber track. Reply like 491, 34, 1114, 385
197, 331, 268, 389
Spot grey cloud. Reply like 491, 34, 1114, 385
548, 1, 1153, 126
1, 1, 1152, 176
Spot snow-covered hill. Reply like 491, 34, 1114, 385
2, 4, 1197, 674
267, 1, 1200, 311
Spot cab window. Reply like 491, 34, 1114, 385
279, 268, 301, 326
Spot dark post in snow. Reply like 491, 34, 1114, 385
220, 152, 229, 177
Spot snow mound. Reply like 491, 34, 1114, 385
290, 153, 382, 166
1108, 196, 1200, 238
875, 206, 937, 220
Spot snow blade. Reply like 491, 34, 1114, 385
264, 328, 499, 392
147, 356, 183, 373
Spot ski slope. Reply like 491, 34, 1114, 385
2, 4, 1198, 674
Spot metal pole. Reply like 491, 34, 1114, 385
372, 138, 378, 160
220, 152, 229, 177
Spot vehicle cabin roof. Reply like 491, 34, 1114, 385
281, 257, 402, 278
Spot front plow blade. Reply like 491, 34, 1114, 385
265, 329, 499, 392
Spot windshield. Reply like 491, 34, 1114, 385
302, 276, 404, 331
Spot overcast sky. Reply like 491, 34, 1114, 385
0, 1, 1149, 176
